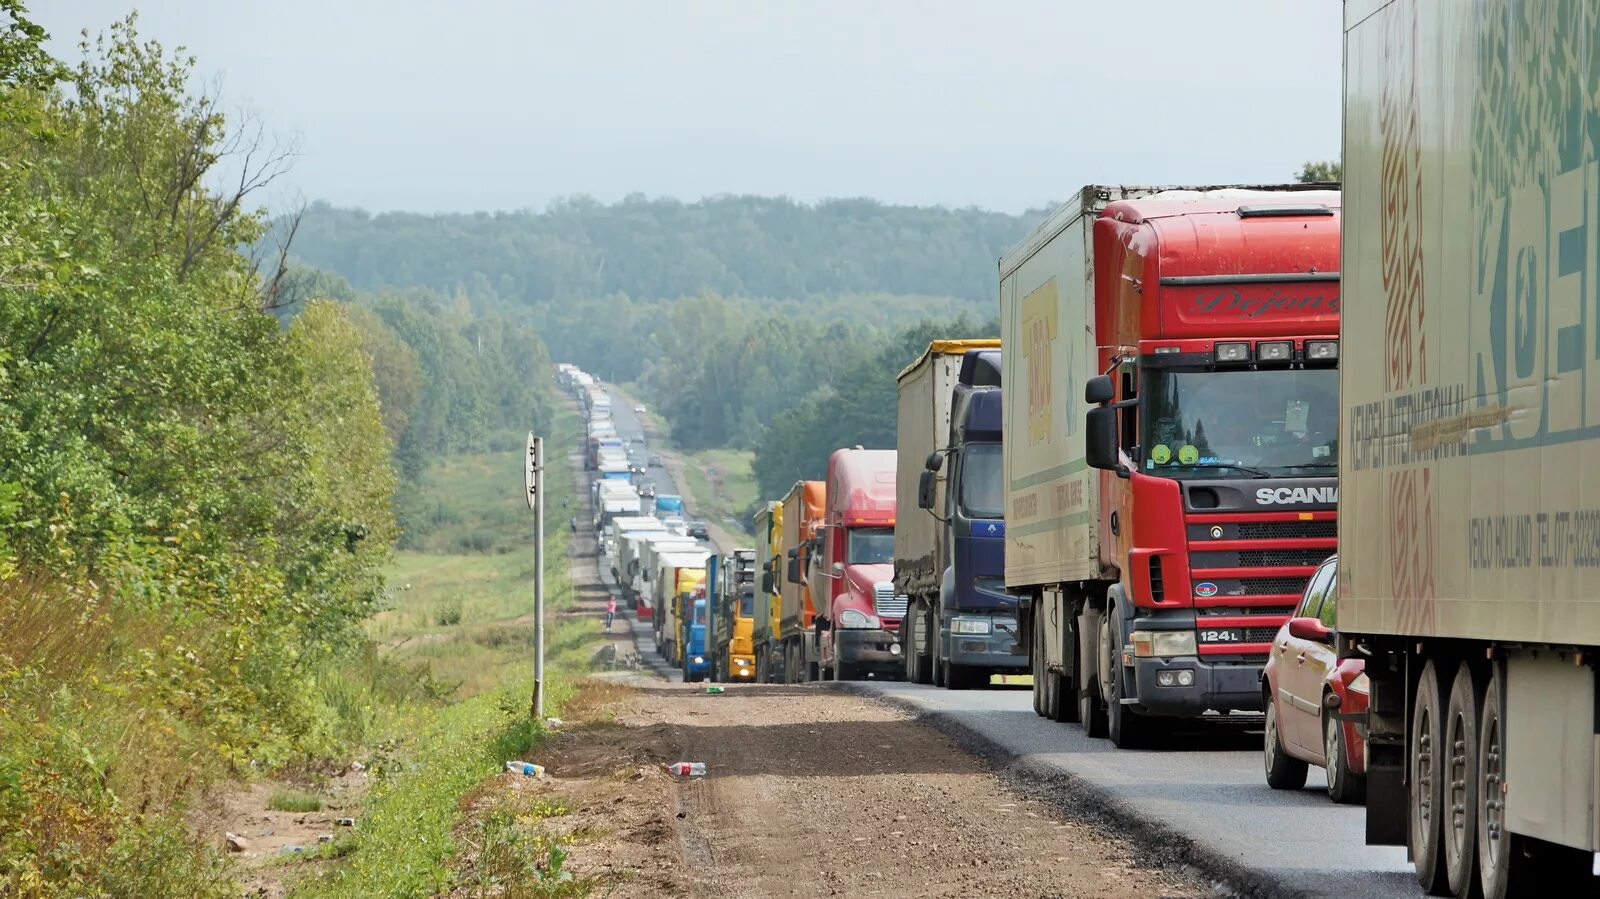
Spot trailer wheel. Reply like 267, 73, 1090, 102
1443, 665, 1483, 896
1031, 603, 1053, 718
1411, 659, 1452, 896
1077, 613, 1105, 736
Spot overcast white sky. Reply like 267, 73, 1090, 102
38, 1, 1343, 215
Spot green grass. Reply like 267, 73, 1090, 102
267, 791, 325, 813
289, 403, 606, 897
681, 448, 757, 537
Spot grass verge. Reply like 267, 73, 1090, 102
679, 448, 756, 537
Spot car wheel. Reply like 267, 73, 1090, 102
1264, 695, 1309, 789
1324, 708, 1365, 804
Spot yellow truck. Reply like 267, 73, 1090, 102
711, 548, 758, 682
752, 501, 784, 682
653, 550, 709, 667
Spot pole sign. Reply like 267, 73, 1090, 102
525, 432, 543, 510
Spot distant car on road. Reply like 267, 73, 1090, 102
662, 517, 686, 535
686, 522, 709, 540
629, 463, 646, 476
639, 481, 656, 499
649, 454, 664, 468
1262, 555, 1367, 804
634, 404, 647, 414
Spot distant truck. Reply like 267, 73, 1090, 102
711, 548, 758, 682
631, 536, 701, 620
812, 447, 900, 681
652, 550, 709, 667
1004, 185, 1342, 748
778, 480, 826, 682
752, 501, 783, 682
653, 494, 684, 518
894, 340, 1020, 689
1341, 5, 1600, 894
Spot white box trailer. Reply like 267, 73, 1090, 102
1342, 2, 1600, 893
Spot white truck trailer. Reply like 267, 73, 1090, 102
1342, 3, 1600, 895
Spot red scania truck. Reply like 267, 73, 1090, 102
1007, 185, 1342, 748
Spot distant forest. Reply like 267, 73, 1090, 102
282, 195, 1027, 508
285, 195, 1037, 307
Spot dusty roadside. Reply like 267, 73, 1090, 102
458, 678, 1211, 897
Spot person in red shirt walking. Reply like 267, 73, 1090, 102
605, 596, 617, 632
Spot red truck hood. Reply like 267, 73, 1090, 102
843, 563, 894, 604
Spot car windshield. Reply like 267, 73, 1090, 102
1141, 367, 1338, 478
847, 527, 894, 564
960, 444, 1004, 518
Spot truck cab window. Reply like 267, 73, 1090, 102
958, 445, 1004, 519
1142, 367, 1337, 477
846, 527, 894, 564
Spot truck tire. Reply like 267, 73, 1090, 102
932, 627, 947, 688
754, 646, 767, 684
1410, 659, 1452, 896
1104, 611, 1150, 749
1442, 665, 1482, 897
832, 632, 857, 682
1264, 697, 1308, 789
1031, 604, 1053, 717
1077, 623, 1106, 737
911, 603, 934, 685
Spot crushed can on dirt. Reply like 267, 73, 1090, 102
665, 761, 706, 777
505, 760, 547, 778
335, 817, 356, 828
704, 686, 725, 694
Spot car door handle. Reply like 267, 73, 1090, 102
1295, 653, 1307, 664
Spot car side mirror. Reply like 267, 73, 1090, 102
1288, 617, 1333, 643
917, 470, 936, 510
1085, 374, 1115, 405
924, 452, 943, 472
1085, 406, 1127, 477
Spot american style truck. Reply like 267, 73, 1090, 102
711, 548, 758, 682
813, 447, 901, 680
1341, 4, 1600, 895
895, 339, 1022, 689
652, 549, 709, 667
752, 501, 783, 682
1005, 184, 1342, 748
778, 480, 826, 682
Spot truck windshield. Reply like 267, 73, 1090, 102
1142, 367, 1338, 477
959, 444, 1004, 518
847, 527, 894, 564
693, 600, 707, 625
738, 590, 754, 618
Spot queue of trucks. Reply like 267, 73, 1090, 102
552, 6, 1600, 892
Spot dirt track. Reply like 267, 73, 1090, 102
477, 678, 1209, 898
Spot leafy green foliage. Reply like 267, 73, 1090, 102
267, 790, 325, 813
1295, 159, 1341, 183
286, 195, 1035, 307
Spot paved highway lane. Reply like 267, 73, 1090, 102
856, 681, 1417, 899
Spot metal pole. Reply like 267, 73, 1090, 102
527, 434, 545, 719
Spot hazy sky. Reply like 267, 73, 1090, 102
38, 2, 1343, 215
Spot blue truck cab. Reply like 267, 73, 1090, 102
682, 595, 710, 682
927, 349, 1021, 685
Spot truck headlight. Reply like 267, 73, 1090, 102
838, 609, 881, 629
952, 618, 992, 635
1131, 631, 1197, 658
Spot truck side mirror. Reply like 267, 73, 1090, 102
761, 570, 773, 594
924, 452, 943, 472
1085, 374, 1115, 405
1085, 406, 1127, 477
917, 470, 936, 510
786, 552, 800, 585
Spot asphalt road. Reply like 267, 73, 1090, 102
855, 680, 1417, 899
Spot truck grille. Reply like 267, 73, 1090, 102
1190, 548, 1331, 569
1238, 521, 1336, 540
873, 582, 906, 619
1234, 577, 1308, 596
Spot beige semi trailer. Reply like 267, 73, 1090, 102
1342, 2, 1600, 896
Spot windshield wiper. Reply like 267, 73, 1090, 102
1179, 462, 1273, 479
